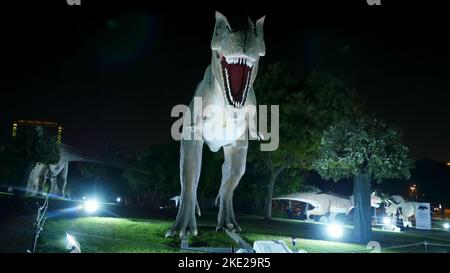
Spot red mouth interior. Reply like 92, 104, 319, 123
221, 57, 252, 104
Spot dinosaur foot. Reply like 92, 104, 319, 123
216, 223, 242, 232
165, 198, 198, 238
216, 196, 241, 232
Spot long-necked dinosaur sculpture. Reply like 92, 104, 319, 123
273, 191, 382, 222
166, 12, 266, 237
25, 144, 145, 197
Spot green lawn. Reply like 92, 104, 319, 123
37, 213, 450, 253
238, 216, 450, 253
38, 217, 239, 253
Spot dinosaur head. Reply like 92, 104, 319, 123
211, 11, 266, 108
370, 192, 382, 208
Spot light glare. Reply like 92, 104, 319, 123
327, 223, 343, 239
84, 199, 99, 213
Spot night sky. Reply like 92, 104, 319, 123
1, 1, 449, 162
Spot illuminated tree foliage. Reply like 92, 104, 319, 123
312, 117, 413, 243
252, 63, 363, 219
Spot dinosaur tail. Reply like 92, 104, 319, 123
272, 193, 319, 207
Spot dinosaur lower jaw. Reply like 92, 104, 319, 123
221, 56, 253, 108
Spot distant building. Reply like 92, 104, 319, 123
11, 120, 63, 143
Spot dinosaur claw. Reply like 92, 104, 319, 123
165, 229, 176, 238
179, 229, 187, 238
189, 229, 198, 236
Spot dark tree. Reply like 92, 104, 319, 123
3, 127, 60, 189
6, 127, 60, 165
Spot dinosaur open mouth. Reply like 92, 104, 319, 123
221, 55, 254, 107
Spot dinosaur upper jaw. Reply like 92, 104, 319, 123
220, 54, 254, 108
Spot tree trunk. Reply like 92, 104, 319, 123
264, 174, 277, 220
353, 170, 371, 244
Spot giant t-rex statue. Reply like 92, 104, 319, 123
166, 12, 266, 237
273, 191, 382, 222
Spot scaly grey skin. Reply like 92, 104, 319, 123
165, 12, 266, 237
273, 192, 382, 222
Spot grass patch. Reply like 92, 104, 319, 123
38, 217, 238, 253
35, 213, 450, 253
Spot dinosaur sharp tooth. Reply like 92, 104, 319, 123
225, 67, 233, 103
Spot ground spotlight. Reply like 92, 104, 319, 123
84, 199, 99, 213
327, 223, 343, 239
444, 223, 449, 230
66, 233, 81, 253
116, 197, 121, 203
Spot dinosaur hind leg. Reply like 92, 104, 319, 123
166, 139, 204, 238
216, 139, 248, 231
328, 212, 338, 222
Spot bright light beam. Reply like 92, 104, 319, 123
84, 199, 99, 213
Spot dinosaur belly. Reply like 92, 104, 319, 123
202, 108, 247, 152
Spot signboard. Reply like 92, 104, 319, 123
415, 202, 431, 230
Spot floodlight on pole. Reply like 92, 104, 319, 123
66, 233, 81, 253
